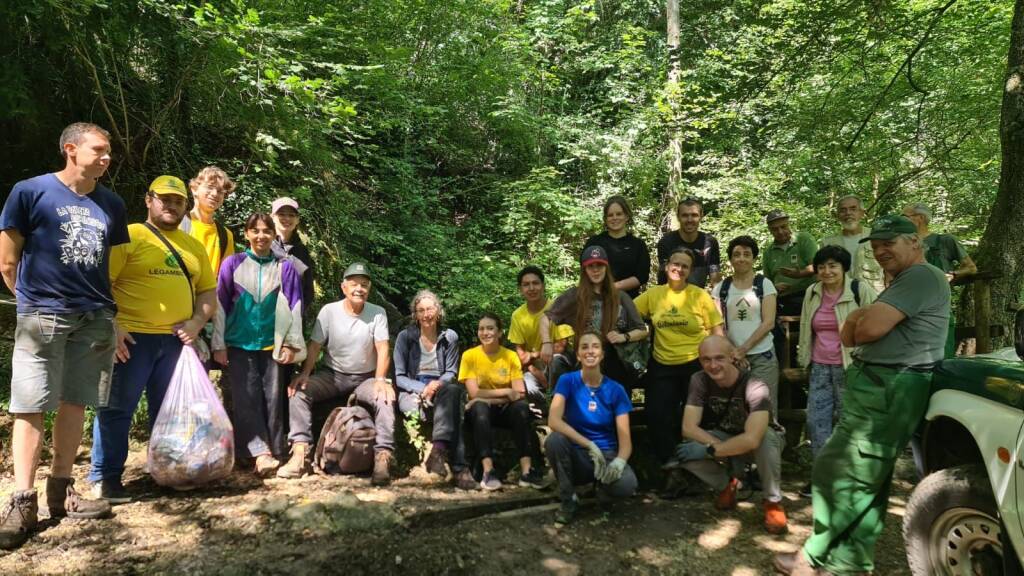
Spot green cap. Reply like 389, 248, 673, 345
343, 262, 371, 279
859, 214, 917, 243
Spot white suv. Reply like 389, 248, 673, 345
904, 311, 1024, 575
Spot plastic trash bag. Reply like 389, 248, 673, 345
148, 345, 234, 488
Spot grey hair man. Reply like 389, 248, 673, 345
820, 195, 885, 293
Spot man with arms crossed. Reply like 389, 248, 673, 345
774, 214, 950, 575
0, 123, 128, 548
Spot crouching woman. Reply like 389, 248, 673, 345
545, 331, 637, 525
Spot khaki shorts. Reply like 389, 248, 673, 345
8, 309, 116, 413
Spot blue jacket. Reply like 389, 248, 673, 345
394, 324, 460, 394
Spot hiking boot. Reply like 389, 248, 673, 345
255, 455, 281, 478
371, 450, 392, 487
455, 468, 478, 491
555, 494, 579, 526
479, 470, 502, 491
714, 477, 739, 511
277, 443, 311, 479
764, 501, 788, 534
89, 478, 132, 505
518, 467, 548, 489
424, 446, 448, 478
47, 477, 111, 519
798, 482, 813, 498
0, 490, 38, 550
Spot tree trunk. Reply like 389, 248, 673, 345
974, 0, 1024, 349
664, 0, 683, 229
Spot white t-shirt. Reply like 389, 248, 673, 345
712, 277, 776, 355
312, 301, 389, 374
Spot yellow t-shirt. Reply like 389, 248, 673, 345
634, 284, 723, 365
507, 302, 574, 351
188, 219, 235, 277
110, 223, 216, 334
458, 346, 523, 390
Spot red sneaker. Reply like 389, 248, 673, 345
764, 501, 788, 534
714, 477, 739, 510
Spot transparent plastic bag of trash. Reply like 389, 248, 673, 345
148, 345, 234, 488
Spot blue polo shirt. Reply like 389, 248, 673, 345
554, 371, 632, 452
0, 174, 129, 313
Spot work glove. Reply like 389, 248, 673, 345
600, 457, 627, 485
586, 441, 607, 481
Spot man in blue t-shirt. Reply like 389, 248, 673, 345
0, 123, 129, 549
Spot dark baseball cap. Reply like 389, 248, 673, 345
765, 209, 789, 225
343, 262, 372, 279
859, 214, 918, 243
580, 245, 609, 267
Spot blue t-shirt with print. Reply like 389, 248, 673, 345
554, 371, 632, 452
0, 174, 129, 313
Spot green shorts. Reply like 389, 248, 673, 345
8, 309, 116, 413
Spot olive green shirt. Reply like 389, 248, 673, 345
761, 230, 818, 295
857, 263, 950, 366
922, 233, 968, 274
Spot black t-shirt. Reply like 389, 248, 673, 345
583, 232, 651, 299
656, 230, 721, 287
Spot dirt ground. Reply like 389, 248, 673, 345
0, 444, 915, 576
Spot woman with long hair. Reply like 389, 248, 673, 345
635, 246, 723, 468
546, 331, 637, 525
583, 196, 652, 299
459, 313, 544, 491
212, 213, 305, 477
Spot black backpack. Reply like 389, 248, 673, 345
718, 275, 861, 328
314, 403, 376, 475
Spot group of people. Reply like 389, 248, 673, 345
0, 123, 973, 576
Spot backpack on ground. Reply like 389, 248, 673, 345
314, 402, 376, 475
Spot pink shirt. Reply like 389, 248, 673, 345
811, 288, 843, 365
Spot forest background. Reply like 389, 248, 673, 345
0, 0, 1020, 353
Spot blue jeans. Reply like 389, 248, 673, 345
89, 334, 183, 483
807, 362, 846, 457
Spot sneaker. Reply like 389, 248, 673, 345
714, 477, 739, 511
555, 494, 579, 525
798, 482, 813, 498
424, 446, 449, 478
455, 468, 478, 491
371, 450, 393, 487
46, 477, 113, 519
764, 501, 788, 534
518, 467, 548, 489
254, 455, 281, 478
277, 443, 311, 479
90, 478, 132, 505
479, 470, 502, 491
0, 490, 38, 550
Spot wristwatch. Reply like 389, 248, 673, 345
624, 331, 631, 343
706, 444, 716, 457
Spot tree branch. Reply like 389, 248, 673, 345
846, 0, 957, 151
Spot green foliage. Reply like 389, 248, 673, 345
0, 0, 1012, 344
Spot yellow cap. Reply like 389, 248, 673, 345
148, 175, 188, 199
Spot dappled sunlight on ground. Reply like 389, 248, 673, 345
697, 517, 742, 550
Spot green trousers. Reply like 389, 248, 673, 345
803, 362, 932, 574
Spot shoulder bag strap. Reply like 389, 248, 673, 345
143, 221, 195, 311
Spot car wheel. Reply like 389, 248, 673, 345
904, 464, 1005, 575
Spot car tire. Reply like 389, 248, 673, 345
903, 464, 1005, 576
